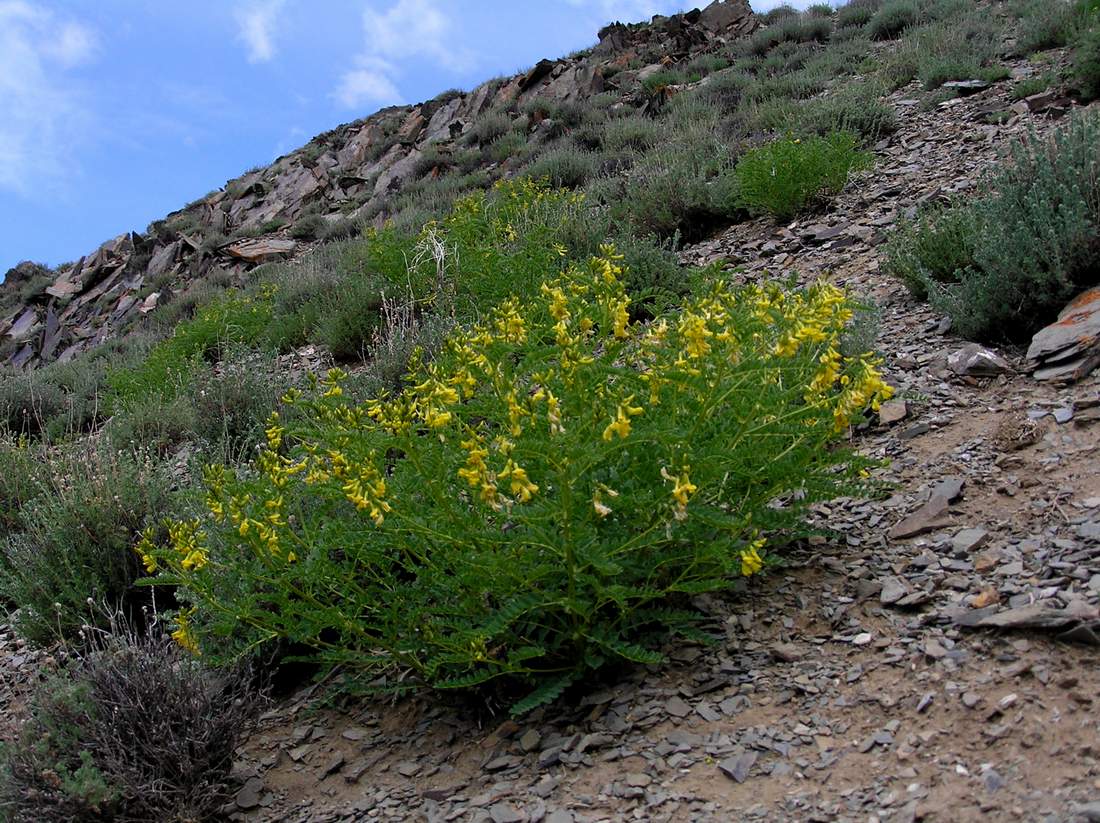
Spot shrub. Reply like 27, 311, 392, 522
1013, 0, 1078, 53
488, 132, 529, 164
141, 249, 892, 714
748, 12, 832, 55
1076, 28, 1100, 100
368, 179, 587, 323
838, 1, 879, 29
290, 212, 326, 240
804, 81, 898, 141
0, 435, 42, 533
106, 395, 198, 455
0, 446, 172, 646
887, 113, 1100, 340
312, 274, 385, 362
191, 349, 287, 459
867, 0, 919, 39
106, 291, 274, 412
524, 145, 598, 189
882, 205, 981, 299
735, 132, 873, 220
596, 135, 740, 241
913, 16, 1003, 90
603, 116, 663, 152
0, 634, 257, 822
465, 109, 516, 146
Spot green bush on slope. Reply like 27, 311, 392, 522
885, 112, 1100, 340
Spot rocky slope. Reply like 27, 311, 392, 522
0, 0, 756, 371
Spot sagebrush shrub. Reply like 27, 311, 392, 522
1076, 27, 1100, 100
867, 0, 919, 39
524, 145, 598, 189
886, 112, 1100, 340
1012, 0, 1078, 53
0, 634, 257, 822
913, 15, 1003, 90
735, 132, 872, 220
838, 1, 879, 29
882, 205, 980, 299
0, 435, 41, 533
0, 446, 172, 646
106, 290, 274, 412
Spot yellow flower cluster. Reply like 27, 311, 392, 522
171, 607, 200, 655
662, 466, 698, 521
168, 519, 208, 572
740, 539, 766, 577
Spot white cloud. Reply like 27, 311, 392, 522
334, 57, 402, 108
235, 0, 286, 64
333, 0, 473, 110
0, 2, 96, 198
561, 0, 684, 26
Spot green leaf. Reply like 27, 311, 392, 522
510, 672, 577, 717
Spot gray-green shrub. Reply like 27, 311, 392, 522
0, 446, 172, 646
887, 113, 1100, 340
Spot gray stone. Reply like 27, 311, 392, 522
1028, 286, 1100, 382
718, 750, 757, 783
951, 528, 989, 554
490, 802, 525, 823
948, 343, 1011, 377
880, 577, 909, 605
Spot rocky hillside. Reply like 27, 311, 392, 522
3, 0, 1100, 820
0, 0, 756, 371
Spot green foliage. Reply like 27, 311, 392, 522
144, 250, 891, 713
313, 274, 385, 362
886, 112, 1100, 340
882, 205, 980, 299
488, 132, 529, 164
592, 147, 737, 241
749, 12, 833, 55
735, 132, 873, 220
1012, 72, 1057, 99
524, 145, 598, 189
0, 634, 256, 822
190, 349, 287, 460
106, 291, 274, 411
912, 15, 1003, 90
838, 1, 879, 29
0, 446, 171, 646
367, 179, 587, 323
1013, 0, 1078, 53
290, 212, 326, 240
465, 109, 516, 146
1076, 27, 1100, 100
867, 0, 919, 39
0, 434, 42, 533
602, 116, 662, 151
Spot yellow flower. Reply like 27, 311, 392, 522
171, 608, 201, 656
663, 466, 697, 520
602, 396, 643, 441
740, 541, 765, 577
499, 460, 539, 503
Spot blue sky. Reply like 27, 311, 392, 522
0, 0, 822, 276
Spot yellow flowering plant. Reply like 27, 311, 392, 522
142, 246, 892, 715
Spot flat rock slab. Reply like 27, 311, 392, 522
223, 237, 298, 264
1028, 286, 1100, 382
